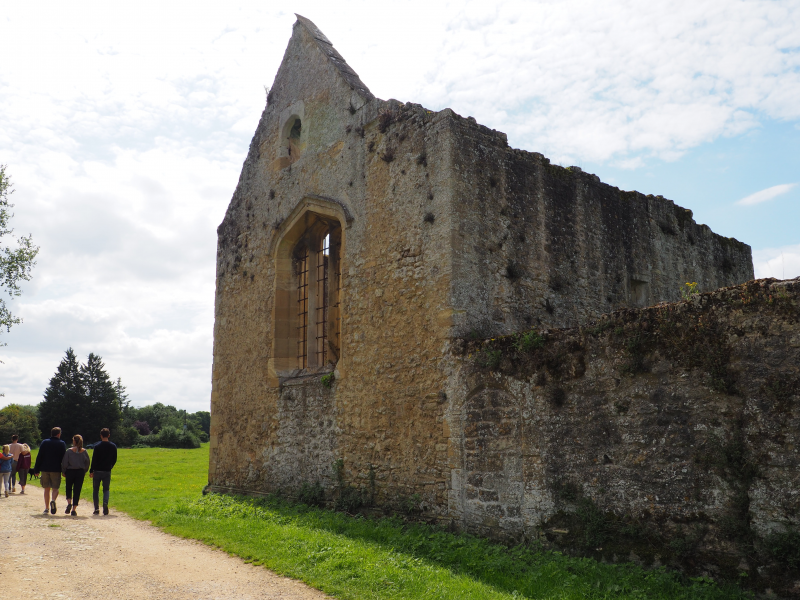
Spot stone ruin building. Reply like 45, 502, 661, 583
208, 15, 800, 593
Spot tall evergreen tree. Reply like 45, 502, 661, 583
38, 349, 122, 442
114, 377, 129, 411
39, 348, 84, 441
81, 353, 121, 441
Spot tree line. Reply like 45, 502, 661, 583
0, 348, 209, 449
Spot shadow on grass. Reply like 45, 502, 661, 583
161, 493, 750, 600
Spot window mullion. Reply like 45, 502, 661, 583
315, 233, 330, 366
296, 246, 309, 369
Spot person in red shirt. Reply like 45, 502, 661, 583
16, 444, 31, 494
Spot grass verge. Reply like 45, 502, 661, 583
26, 445, 751, 599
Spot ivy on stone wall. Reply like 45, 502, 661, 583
464, 279, 798, 398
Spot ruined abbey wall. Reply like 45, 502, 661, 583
446, 278, 800, 592
208, 13, 779, 591
211, 13, 755, 518
444, 114, 753, 337
209, 20, 458, 493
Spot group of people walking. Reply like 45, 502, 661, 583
0, 435, 32, 495
1, 426, 117, 517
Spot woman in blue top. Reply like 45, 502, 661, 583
0, 444, 12, 497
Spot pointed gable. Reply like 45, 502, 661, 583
259, 15, 378, 171
294, 14, 374, 101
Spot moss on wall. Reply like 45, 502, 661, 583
450, 278, 800, 594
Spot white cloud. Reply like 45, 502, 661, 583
754, 243, 800, 280
736, 183, 797, 206
411, 0, 800, 163
0, 129, 228, 409
1, 0, 799, 410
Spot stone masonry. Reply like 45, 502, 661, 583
208, 14, 774, 589
451, 277, 800, 593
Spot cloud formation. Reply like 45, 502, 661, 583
412, 0, 800, 166
736, 183, 797, 206
754, 243, 800, 281
1, 0, 799, 409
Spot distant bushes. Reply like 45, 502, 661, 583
122, 403, 209, 446
0, 404, 41, 446
110, 424, 207, 448
138, 425, 201, 449
113, 426, 141, 448
111, 403, 209, 448
111, 424, 201, 449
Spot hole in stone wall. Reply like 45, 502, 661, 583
630, 278, 649, 307
505, 262, 522, 280
289, 118, 302, 139
278, 112, 305, 166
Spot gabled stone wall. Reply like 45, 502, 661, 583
209, 21, 458, 495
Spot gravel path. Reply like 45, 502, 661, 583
2, 487, 330, 600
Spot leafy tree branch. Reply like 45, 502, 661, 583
0, 164, 39, 338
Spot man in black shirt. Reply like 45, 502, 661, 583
32, 427, 67, 514
89, 428, 117, 516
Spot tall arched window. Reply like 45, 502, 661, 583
271, 204, 343, 377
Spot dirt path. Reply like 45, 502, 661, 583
2, 487, 330, 600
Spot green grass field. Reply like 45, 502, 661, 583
27, 444, 207, 517
25, 444, 751, 599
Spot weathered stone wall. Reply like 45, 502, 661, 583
209, 19, 456, 498
208, 13, 770, 591
445, 114, 753, 337
447, 278, 800, 593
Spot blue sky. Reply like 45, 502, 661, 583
1, 0, 799, 410
585, 118, 800, 252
